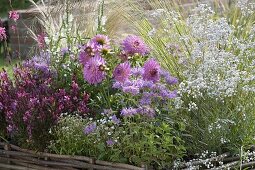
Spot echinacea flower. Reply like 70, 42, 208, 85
9, 11, 19, 21
113, 62, 131, 82
142, 59, 161, 82
0, 27, 7, 41
122, 35, 149, 56
83, 56, 106, 85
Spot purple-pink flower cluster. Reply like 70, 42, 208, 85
0, 27, 6, 41
79, 34, 110, 84
0, 64, 89, 145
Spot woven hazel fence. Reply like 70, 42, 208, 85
0, 142, 146, 170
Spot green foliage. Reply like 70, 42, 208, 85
49, 114, 186, 169
135, 0, 255, 156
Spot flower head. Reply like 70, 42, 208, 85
0, 27, 7, 41
9, 11, 19, 21
122, 35, 149, 56
91, 34, 110, 48
79, 42, 96, 65
113, 62, 131, 82
142, 59, 161, 82
83, 56, 106, 84
84, 123, 97, 135
106, 139, 115, 147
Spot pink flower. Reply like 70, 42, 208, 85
9, 11, 20, 21
79, 42, 96, 65
91, 34, 110, 49
142, 59, 161, 83
83, 56, 106, 84
122, 35, 149, 56
0, 27, 7, 41
113, 62, 131, 82
37, 32, 46, 49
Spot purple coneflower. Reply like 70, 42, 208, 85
113, 62, 131, 83
142, 59, 161, 83
122, 35, 149, 56
83, 56, 106, 85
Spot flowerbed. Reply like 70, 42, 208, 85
0, 0, 255, 169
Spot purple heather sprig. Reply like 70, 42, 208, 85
0, 27, 7, 41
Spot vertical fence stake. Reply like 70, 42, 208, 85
88, 158, 95, 170
4, 143, 11, 170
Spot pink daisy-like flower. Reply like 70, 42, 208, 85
0, 27, 7, 41
142, 59, 161, 83
91, 34, 110, 48
83, 56, 106, 85
9, 11, 20, 21
113, 62, 131, 83
79, 42, 96, 65
122, 35, 149, 56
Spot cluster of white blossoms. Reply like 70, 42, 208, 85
175, 4, 255, 110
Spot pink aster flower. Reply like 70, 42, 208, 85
9, 11, 20, 21
0, 27, 7, 41
83, 56, 106, 85
122, 35, 149, 56
113, 62, 131, 83
142, 59, 161, 83
91, 34, 110, 48
79, 42, 96, 65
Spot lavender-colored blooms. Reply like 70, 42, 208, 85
83, 56, 106, 85
120, 108, 138, 117
142, 59, 161, 82
84, 123, 97, 135
131, 67, 144, 77
122, 35, 149, 56
111, 115, 121, 125
123, 86, 140, 95
137, 106, 156, 118
60, 47, 69, 56
161, 69, 179, 85
112, 81, 123, 89
0, 27, 7, 41
23, 52, 51, 72
106, 139, 115, 147
139, 92, 152, 105
113, 62, 131, 82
